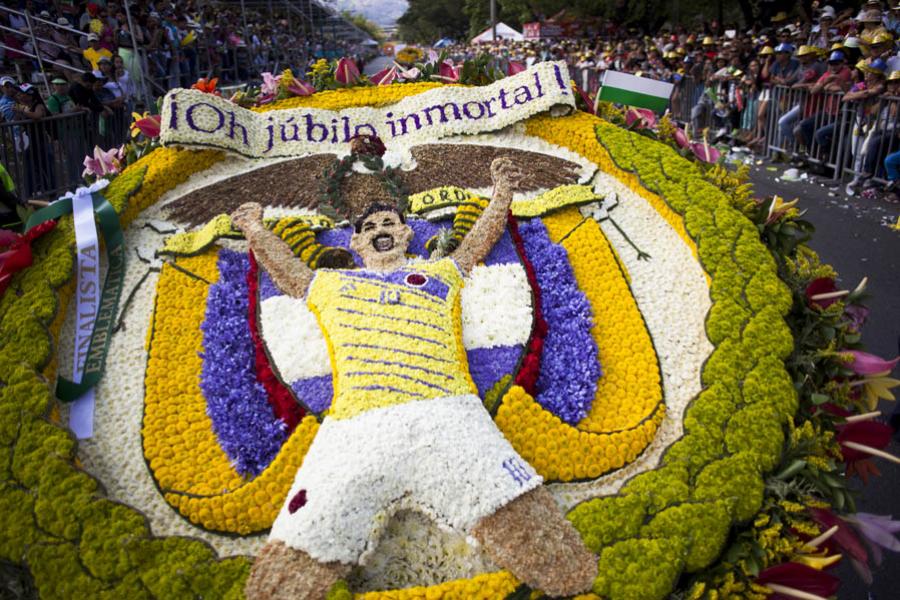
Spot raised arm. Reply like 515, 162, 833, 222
452, 157, 523, 276
231, 202, 313, 299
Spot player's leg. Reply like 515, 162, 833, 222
245, 541, 350, 600
472, 486, 597, 597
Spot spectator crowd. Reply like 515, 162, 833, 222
0, 0, 372, 211
444, 1, 900, 203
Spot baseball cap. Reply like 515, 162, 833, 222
820, 5, 837, 18
51, 77, 68, 85
18, 83, 36, 94
828, 50, 846, 62
775, 42, 794, 53
87, 33, 99, 42
92, 69, 107, 80
97, 55, 111, 63
57, 17, 69, 26
0, 76, 15, 87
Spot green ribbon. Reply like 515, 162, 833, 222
25, 191, 125, 402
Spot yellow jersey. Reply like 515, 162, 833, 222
307, 258, 477, 420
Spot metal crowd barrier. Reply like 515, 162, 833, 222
839, 95, 900, 186
1, 108, 130, 202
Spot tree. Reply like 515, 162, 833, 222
397, 0, 471, 44
341, 11, 386, 43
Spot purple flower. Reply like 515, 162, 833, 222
200, 250, 286, 476
844, 512, 900, 566
518, 219, 601, 424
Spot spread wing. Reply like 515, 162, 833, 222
400, 144, 582, 192
163, 154, 338, 227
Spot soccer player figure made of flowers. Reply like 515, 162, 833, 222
231, 157, 597, 599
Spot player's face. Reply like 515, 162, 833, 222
350, 211, 413, 265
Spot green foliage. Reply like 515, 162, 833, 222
397, 0, 470, 44
593, 538, 687, 600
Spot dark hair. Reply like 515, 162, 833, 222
82, 72, 97, 83
353, 203, 405, 233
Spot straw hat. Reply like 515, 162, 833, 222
889, 70, 900, 80
702, 36, 715, 46
796, 45, 818, 57
871, 32, 895, 45
772, 11, 789, 23
759, 45, 775, 56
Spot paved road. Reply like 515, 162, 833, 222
364, 55, 393, 76
749, 165, 899, 600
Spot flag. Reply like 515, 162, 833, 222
597, 70, 673, 113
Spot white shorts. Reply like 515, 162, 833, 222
269, 394, 542, 564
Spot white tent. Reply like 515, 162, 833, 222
471, 22, 523, 43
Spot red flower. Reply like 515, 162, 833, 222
369, 66, 398, 86
805, 277, 840, 309
335, 58, 361, 85
0, 221, 57, 297
756, 562, 840, 599
507, 61, 526, 76
191, 77, 221, 96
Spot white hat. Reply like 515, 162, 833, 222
87, 33, 99, 41
57, 17, 69, 26
91, 69, 107, 80
820, 6, 836, 19
0, 76, 16, 87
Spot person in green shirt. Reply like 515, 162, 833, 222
46, 77, 77, 115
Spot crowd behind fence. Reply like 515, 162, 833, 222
1, 107, 129, 202
570, 65, 900, 187
10, 73, 900, 205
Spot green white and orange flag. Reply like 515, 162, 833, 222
597, 70, 673, 113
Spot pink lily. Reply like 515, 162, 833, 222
844, 350, 900, 376
82, 145, 124, 178
397, 64, 421, 80
260, 72, 281, 96
507, 61, 526, 76
625, 107, 658, 129
435, 60, 460, 83
286, 79, 315, 96
369, 65, 399, 86
672, 126, 690, 149
335, 57, 361, 85
691, 140, 720, 163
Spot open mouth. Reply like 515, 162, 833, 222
372, 234, 395, 252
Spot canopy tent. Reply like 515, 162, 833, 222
470, 22, 523, 43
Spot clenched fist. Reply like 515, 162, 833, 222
231, 202, 264, 233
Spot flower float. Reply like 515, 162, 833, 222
2, 63, 898, 600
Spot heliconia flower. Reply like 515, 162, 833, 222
130, 112, 161, 139
369, 66, 398, 86
286, 79, 315, 96
260, 71, 281, 96
805, 277, 842, 309
334, 57, 361, 85
82, 145, 124, 178
507, 61, 526, 76
625, 107, 657, 129
765, 195, 800, 224
756, 562, 840, 600
191, 77, 220, 96
672, 126, 690, 148
435, 60, 460, 83
837, 419, 895, 471
843, 350, 900, 376
843, 513, 900, 565
690, 141, 720, 163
